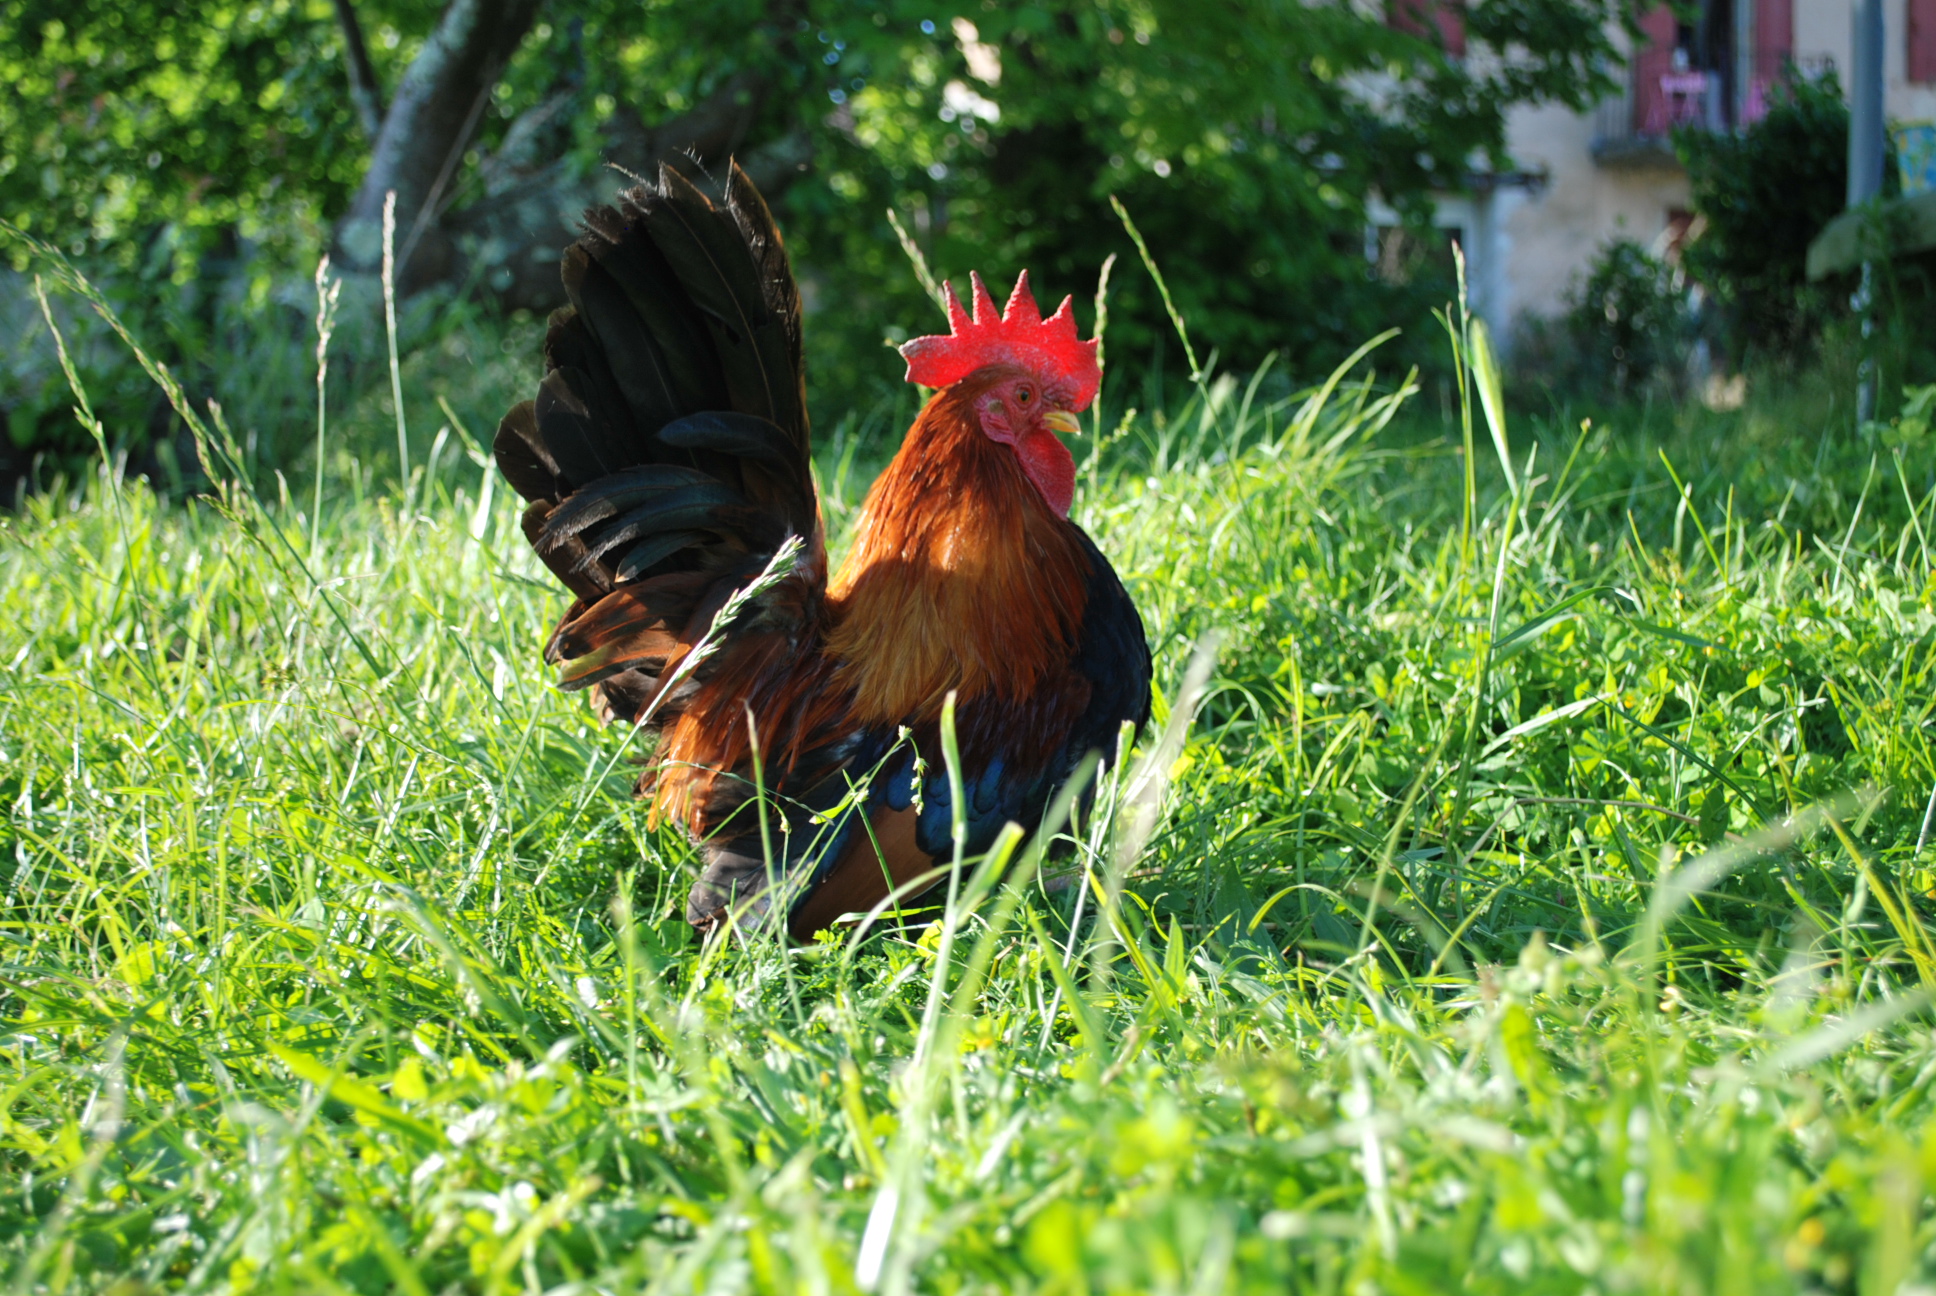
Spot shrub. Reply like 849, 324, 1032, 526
1513, 238, 1691, 403
1677, 73, 1851, 360
1566, 237, 1691, 397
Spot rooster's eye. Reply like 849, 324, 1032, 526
1016, 387, 1033, 404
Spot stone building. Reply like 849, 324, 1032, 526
1380, 1, 1936, 340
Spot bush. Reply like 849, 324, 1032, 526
1677, 73, 1851, 361
1512, 238, 1691, 404
1568, 238, 1691, 397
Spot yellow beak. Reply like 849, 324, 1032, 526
1042, 409, 1084, 436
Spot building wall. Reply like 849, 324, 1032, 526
1794, 0, 1936, 120
1472, 0, 1935, 343
1496, 102, 1692, 329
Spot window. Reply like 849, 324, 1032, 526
1366, 224, 1463, 285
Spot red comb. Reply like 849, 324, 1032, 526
899, 271, 1100, 410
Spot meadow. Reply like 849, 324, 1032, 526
4, 255, 1936, 1294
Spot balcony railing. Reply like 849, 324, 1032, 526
1591, 49, 1824, 167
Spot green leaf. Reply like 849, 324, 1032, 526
1469, 316, 1517, 497
268, 1043, 443, 1149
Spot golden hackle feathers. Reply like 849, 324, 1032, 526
825, 372, 1092, 728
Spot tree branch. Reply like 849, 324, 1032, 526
439, 71, 811, 311
331, 0, 386, 141
332, 2, 812, 309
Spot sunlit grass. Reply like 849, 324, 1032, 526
4, 266, 1936, 1292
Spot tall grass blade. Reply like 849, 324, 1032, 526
885, 207, 946, 313
311, 255, 341, 555
1110, 194, 1207, 388
383, 189, 410, 503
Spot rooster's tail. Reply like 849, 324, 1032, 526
495, 161, 820, 727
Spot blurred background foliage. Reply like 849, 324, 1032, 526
1675, 70, 1936, 398
1677, 71, 1861, 362
0, 0, 1642, 492
1516, 236, 1694, 402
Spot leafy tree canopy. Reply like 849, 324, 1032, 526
3, 0, 1640, 458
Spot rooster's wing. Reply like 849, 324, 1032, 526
786, 529, 1151, 936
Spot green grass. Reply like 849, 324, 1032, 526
6, 271, 1936, 1295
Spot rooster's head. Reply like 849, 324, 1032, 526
899, 272, 1099, 517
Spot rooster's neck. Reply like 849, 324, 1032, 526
825, 387, 1092, 726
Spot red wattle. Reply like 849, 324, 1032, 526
1015, 429, 1076, 517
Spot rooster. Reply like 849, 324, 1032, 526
495, 163, 1151, 938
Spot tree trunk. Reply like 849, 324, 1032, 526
329, 0, 813, 309
333, 0, 543, 287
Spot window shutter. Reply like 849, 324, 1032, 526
1747, 0, 1793, 122
1387, 0, 1466, 57
1756, 0, 1793, 60
1632, 6, 1681, 135
1911, 0, 1936, 84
